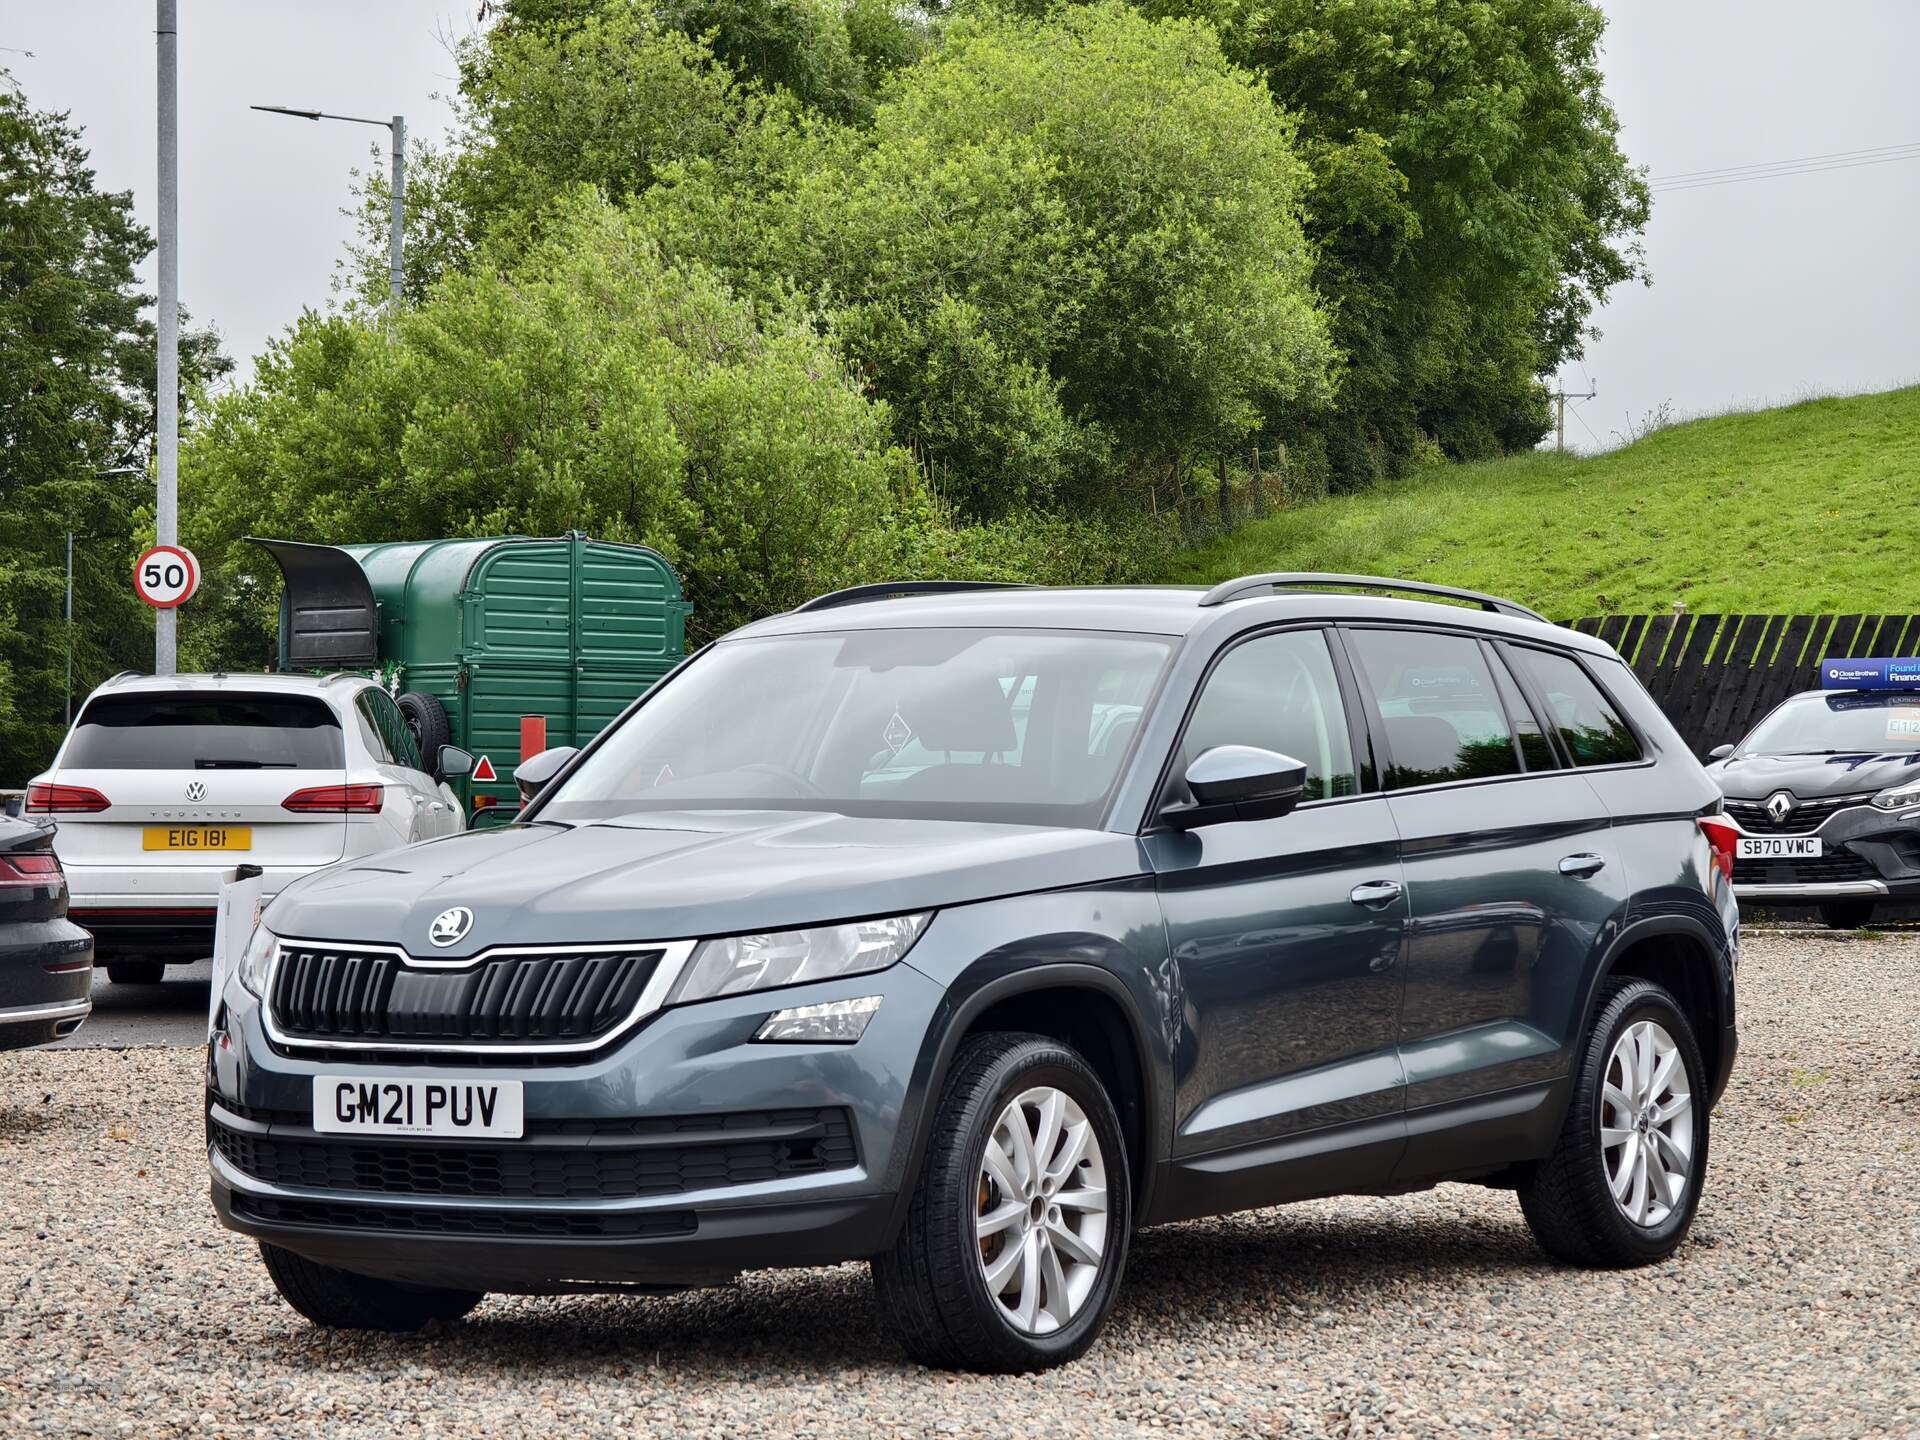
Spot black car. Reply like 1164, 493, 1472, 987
209, 573, 1739, 1372
0, 814, 94, 1049
1708, 685, 1920, 928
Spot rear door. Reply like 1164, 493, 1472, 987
1341, 627, 1628, 1144
46, 689, 349, 886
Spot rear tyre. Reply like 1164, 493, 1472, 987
396, 691, 451, 769
106, 962, 165, 985
1519, 979, 1709, 1268
872, 1032, 1131, 1373
1818, 900, 1876, 930
259, 1243, 481, 1332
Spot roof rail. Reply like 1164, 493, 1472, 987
790, 580, 1032, 614
102, 671, 142, 687
1198, 572, 1547, 624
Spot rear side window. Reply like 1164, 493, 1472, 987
1346, 629, 1521, 787
63, 693, 343, 770
1508, 648, 1641, 766
359, 689, 424, 771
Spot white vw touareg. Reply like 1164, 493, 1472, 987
28, 673, 469, 983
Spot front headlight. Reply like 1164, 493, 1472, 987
666, 913, 930, 1005
238, 922, 278, 997
1871, 780, 1920, 812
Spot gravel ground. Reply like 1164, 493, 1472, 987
3, 931, 1916, 1439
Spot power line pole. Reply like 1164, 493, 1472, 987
155, 0, 179, 675
1549, 380, 1596, 455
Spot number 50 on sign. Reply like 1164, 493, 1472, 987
134, 544, 201, 608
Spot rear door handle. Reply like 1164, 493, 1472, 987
1559, 853, 1607, 879
1350, 879, 1404, 910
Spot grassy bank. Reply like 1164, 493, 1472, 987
1175, 387, 1920, 617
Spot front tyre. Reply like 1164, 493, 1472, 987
873, 1032, 1131, 1372
1520, 979, 1710, 1267
260, 1244, 482, 1331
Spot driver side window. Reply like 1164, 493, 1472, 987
1181, 630, 1357, 803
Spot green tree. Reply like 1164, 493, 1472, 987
184, 191, 931, 658
986, 0, 1649, 483
649, 3, 1336, 519
343, 3, 745, 305
0, 78, 227, 784
343, 0, 926, 305
1237, 0, 1649, 477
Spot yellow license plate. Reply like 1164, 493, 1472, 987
142, 825, 252, 852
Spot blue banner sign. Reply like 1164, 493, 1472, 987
1818, 657, 1920, 690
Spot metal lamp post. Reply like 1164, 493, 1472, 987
251, 104, 405, 309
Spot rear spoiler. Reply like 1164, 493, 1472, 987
245, 537, 378, 670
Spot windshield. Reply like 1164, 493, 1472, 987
1738, 691, 1920, 756
542, 628, 1175, 827
63, 693, 344, 770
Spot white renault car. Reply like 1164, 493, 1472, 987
28, 673, 469, 983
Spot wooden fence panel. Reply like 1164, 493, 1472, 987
1566, 612, 1920, 758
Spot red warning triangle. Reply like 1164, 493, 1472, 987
472, 755, 498, 783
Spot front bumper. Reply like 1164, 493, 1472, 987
1727, 801, 1920, 905
0, 919, 94, 1050
210, 1172, 894, 1292
205, 953, 944, 1293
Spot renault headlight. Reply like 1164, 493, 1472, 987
238, 922, 278, 997
1871, 779, 1920, 812
667, 913, 930, 1005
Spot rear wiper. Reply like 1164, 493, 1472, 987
193, 758, 293, 769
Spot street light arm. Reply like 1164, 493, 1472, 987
253, 102, 406, 312
251, 104, 394, 130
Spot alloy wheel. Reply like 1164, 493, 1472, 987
1601, 1019, 1695, 1228
974, 1085, 1110, 1334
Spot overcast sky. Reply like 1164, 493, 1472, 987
7, 1, 1918, 453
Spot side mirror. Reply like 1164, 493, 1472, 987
1707, 743, 1735, 761
436, 744, 474, 780
1160, 746, 1309, 830
515, 745, 580, 805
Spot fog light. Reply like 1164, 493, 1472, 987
754, 995, 882, 1044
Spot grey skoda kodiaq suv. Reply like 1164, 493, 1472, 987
208, 573, 1739, 1372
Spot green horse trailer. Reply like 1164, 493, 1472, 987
250, 533, 689, 820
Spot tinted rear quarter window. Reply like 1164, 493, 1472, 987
64, 693, 343, 770
1509, 648, 1641, 766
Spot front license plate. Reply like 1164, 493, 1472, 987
312, 1076, 525, 1139
1735, 836, 1823, 860
142, 825, 251, 851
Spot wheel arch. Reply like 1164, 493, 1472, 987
883, 963, 1164, 1245
1579, 915, 1735, 1103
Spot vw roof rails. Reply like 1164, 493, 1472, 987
1198, 572, 1547, 624
791, 580, 1032, 614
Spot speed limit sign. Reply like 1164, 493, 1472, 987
133, 544, 201, 609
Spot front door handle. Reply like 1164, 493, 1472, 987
1350, 879, 1404, 910
1559, 853, 1607, 879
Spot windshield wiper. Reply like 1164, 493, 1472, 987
192, 758, 293, 769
